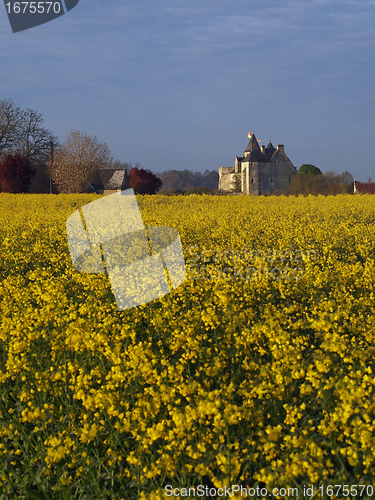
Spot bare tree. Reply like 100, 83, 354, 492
48, 130, 113, 193
112, 160, 132, 170
0, 99, 56, 167
18, 107, 57, 167
0, 99, 22, 158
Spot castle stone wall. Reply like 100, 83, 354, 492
270, 148, 297, 195
218, 166, 235, 192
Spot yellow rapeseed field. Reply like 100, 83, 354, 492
1, 193, 375, 499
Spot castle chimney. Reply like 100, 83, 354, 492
261, 145, 265, 153
277, 145, 284, 152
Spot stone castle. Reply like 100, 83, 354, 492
218, 133, 297, 195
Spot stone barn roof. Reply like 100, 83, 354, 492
88, 168, 129, 194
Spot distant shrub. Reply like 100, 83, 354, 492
128, 167, 162, 194
298, 164, 322, 176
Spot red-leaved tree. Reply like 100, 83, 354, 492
128, 167, 162, 194
0, 153, 35, 193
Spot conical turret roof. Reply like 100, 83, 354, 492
264, 139, 276, 160
245, 133, 260, 153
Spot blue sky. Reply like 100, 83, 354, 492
1, 0, 375, 180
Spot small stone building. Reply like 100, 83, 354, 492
88, 168, 129, 195
219, 133, 297, 195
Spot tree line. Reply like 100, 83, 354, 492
0, 99, 163, 194
156, 169, 219, 194
287, 164, 354, 196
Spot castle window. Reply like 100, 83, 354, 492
270, 175, 274, 183
251, 178, 253, 184
289, 175, 291, 183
